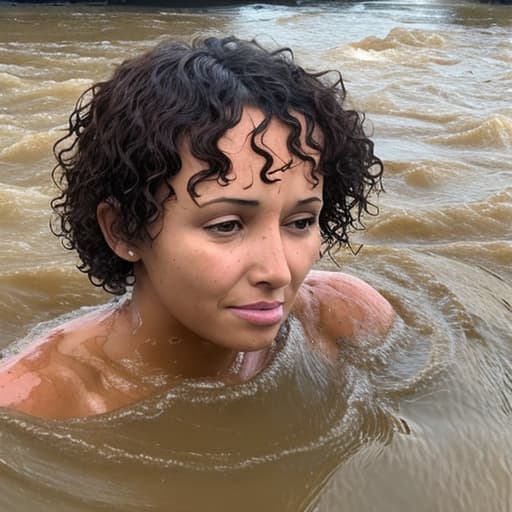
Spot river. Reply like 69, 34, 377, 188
0, 0, 511, 510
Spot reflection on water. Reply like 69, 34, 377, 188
0, 0, 511, 510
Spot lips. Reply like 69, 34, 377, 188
228, 301, 284, 326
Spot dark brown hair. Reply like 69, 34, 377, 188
52, 36, 383, 294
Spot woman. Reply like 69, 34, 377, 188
0, 36, 394, 418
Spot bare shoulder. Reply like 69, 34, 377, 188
293, 270, 395, 356
0, 312, 112, 419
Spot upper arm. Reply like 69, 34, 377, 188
0, 359, 43, 409
294, 270, 395, 354
0, 358, 63, 417
0, 341, 106, 419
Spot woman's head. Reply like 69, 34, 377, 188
52, 36, 383, 295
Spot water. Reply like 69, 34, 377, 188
0, 1, 511, 510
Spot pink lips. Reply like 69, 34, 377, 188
229, 301, 284, 326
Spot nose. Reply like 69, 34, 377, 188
247, 229, 292, 289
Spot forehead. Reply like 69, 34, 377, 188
175, 107, 322, 196
218, 107, 321, 162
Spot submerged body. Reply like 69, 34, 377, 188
0, 271, 393, 419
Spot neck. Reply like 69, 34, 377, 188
102, 291, 240, 382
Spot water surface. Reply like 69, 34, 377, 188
0, 1, 511, 510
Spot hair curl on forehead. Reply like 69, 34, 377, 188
51, 36, 383, 294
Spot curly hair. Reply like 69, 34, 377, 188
51, 36, 383, 295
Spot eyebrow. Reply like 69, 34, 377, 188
199, 197, 323, 208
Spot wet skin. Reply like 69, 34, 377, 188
0, 108, 394, 419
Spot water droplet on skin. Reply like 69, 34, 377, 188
168, 337, 182, 345
131, 309, 143, 335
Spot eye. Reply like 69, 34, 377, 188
285, 216, 317, 232
204, 219, 243, 235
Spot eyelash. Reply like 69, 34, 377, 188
287, 217, 316, 231
204, 220, 243, 235
204, 216, 317, 236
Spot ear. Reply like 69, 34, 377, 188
96, 201, 140, 262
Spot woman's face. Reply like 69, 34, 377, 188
134, 107, 323, 352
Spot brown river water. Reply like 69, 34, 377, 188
0, 0, 511, 510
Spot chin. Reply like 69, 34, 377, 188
243, 320, 289, 352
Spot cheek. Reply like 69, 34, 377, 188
172, 245, 242, 291
289, 236, 321, 280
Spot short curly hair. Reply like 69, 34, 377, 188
51, 36, 383, 295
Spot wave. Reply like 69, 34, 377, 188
427, 114, 512, 148
356, 90, 461, 121
0, 183, 49, 212
351, 28, 447, 52
0, 131, 57, 164
384, 160, 468, 188
326, 27, 457, 69
365, 189, 512, 243
417, 241, 512, 275
6, 77, 92, 102
0, 264, 104, 344
0, 72, 25, 89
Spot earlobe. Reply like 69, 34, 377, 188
96, 201, 140, 262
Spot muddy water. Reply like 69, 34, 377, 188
0, 1, 511, 511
